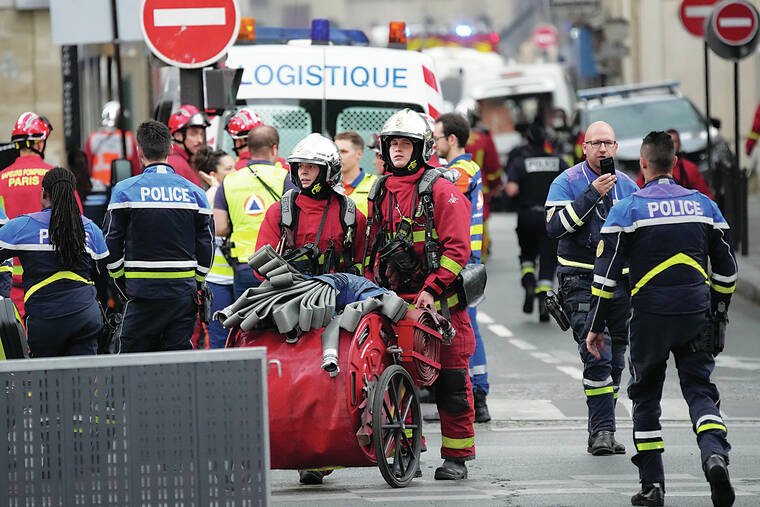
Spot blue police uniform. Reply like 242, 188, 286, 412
0, 208, 108, 356
447, 153, 489, 399
0, 205, 12, 297
507, 145, 568, 315
545, 160, 638, 442
587, 177, 736, 485
104, 163, 214, 352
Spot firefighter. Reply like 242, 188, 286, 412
335, 130, 378, 216
466, 122, 502, 261
167, 104, 210, 187
545, 121, 639, 456
506, 124, 568, 321
84, 101, 141, 184
256, 133, 366, 278
1, 112, 55, 315
214, 125, 289, 298
587, 131, 736, 507
0, 167, 108, 357
226, 108, 291, 172
433, 112, 490, 424
364, 109, 475, 480
104, 120, 213, 352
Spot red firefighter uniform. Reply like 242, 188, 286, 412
466, 129, 502, 206
84, 129, 141, 184
746, 103, 760, 156
255, 192, 366, 273
366, 170, 476, 462
168, 144, 203, 187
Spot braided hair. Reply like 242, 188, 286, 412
41, 167, 85, 268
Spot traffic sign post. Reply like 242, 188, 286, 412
140, 0, 241, 69
704, 0, 760, 256
532, 24, 558, 51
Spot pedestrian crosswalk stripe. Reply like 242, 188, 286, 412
508, 338, 534, 350
487, 324, 512, 337
476, 311, 494, 324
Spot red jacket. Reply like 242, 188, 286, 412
365, 170, 471, 300
636, 157, 713, 199
168, 145, 202, 187
0, 154, 54, 219
746, 103, 760, 155
466, 130, 502, 196
256, 191, 367, 271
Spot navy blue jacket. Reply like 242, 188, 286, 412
545, 161, 639, 274
103, 164, 214, 299
0, 209, 108, 317
588, 177, 737, 332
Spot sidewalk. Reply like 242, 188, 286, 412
737, 193, 760, 305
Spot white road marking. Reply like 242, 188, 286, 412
366, 494, 495, 502
530, 351, 561, 364
153, 8, 226, 27
488, 324, 513, 337
487, 399, 567, 420
476, 311, 494, 324
716, 355, 760, 371
555, 365, 583, 380
508, 338, 535, 350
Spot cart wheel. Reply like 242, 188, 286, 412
372, 364, 422, 488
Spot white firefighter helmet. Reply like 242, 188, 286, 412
379, 108, 434, 164
288, 133, 343, 190
101, 101, 121, 128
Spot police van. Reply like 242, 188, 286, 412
216, 20, 443, 173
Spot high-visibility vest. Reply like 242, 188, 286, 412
224, 163, 288, 263
345, 172, 378, 216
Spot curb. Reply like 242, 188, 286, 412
736, 256, 760, 306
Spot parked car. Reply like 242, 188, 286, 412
573, 81, 732, 188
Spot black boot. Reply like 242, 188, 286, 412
298, 469, 332, 485
434, 459, 468, 480
704, 454, 735, 507
538, 293, 550, 322
587, 430, 614, 456
631, 482, 665, 506
522, 273, 536, 314
612, 433, 626, 454
473, 390, 491, 423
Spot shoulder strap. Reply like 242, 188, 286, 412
337, 193, 358, 273
368, 174, 390, 202
417, 169, 442, 272
278, 189, 300, 251
417, 168, 442, 196
339, 193, 356, 229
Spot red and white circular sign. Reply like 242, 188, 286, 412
532, 24, 558, 50
712, 0, 759, 46
140, 0, 240, 69
679, 0, 720, 37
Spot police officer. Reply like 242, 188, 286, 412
587, 131, 736, 507
0, 167, 107, 356
365, 109, 475, 480
506, 124, 568, 321
256, 133, 366, 278
214, 125, 289, 298
335, 130, 378, 216
105, 120, 213, 352
225, 107, 262, 169
167, 105, 210, 187
2, 112, 56, 315
433, 112, 490, 424
545, 121, 639, 456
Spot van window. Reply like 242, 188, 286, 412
336, 106, 399, 174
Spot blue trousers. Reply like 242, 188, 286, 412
559, 272, 629, 435
26, 300, 102, 357
467, 306, 489, 394
628, 309, 731, 484
208, 282, 234, 349
233, 264, 262, 300
118, 296, 196, 353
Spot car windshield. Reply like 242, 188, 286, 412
220, 99, 421, 174
587, 98, 704, 139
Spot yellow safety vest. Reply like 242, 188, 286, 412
346, 172, 378, 217
224, 163, 288, 263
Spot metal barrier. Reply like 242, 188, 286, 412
0, 348, 269, 506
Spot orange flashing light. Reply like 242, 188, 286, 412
239, 17, 255, 41
388, 21, 407, 45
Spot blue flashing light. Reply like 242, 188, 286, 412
240, 26, 369, 46
311, 18, 330, 44
454, 24, 472, 38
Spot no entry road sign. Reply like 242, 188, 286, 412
140, 0, 240, 69
712, 0, 759, 46
680, 0, 719, 37
532, 24, 558, 50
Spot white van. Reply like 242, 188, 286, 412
218, 27, 443, 172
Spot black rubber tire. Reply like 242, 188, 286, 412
372, 364, 422, 488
